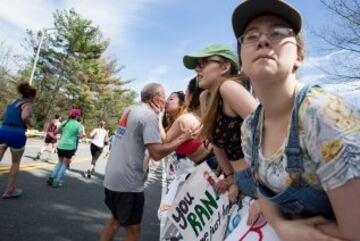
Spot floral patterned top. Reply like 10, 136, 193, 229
241, 86, 360, 193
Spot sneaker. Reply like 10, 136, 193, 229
51, 181, 63, 188
84, 170, 91, 178
46, 177, 54, 186
90, 168, 95, 175
2, 187, 23, 199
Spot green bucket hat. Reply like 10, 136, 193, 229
183, 44, 239, 70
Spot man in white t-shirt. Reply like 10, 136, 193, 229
84, 120, 109, 178
100, 83, 192, 241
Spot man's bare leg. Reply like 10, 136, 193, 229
100, 217, 119, 241
123, 224, 141, 241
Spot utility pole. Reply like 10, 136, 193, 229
29, 30, 44, 86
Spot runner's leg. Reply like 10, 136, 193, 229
36, 142, 47, 159
54, 157, 70, 182
40, 143, 48, 153
90, 149, 102, 173
0, 144, 8, 161
3, 148, 25, 197
6, 148, 24, 189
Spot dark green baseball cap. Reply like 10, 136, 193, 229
183, 44, 239, 70
232, 0, 302, 39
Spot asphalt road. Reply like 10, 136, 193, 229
0, 138, 162, 241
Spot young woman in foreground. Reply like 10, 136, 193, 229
232, 0, 359, 240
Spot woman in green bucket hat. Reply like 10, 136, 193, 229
183, 44, 260, 224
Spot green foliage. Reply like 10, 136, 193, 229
23, 8, 136, 133
0, 40, 20, 113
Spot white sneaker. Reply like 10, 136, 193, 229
2, 188, 23, 199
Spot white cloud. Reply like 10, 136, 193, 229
298, 50, 360, 110
299, 74, 327, 84
0, 0, 56, 65
145, 64, 170, 83
0, 0, 168, 52
299, 50, 360, 84
0, 1, 55, 31
176, 39, 195, 54
61, 0, 166, 48
150, 64, 169, 76
0, 0, 171, 74
301, 50, 347, 71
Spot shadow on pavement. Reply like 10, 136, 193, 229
23, 155, 38, 161
0, 164, 162, 241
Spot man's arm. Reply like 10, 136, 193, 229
146, 131, 189, 161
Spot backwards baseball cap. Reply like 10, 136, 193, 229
69, 108, 81, 117
232, 0, 302, 39
183, 44, 239, 70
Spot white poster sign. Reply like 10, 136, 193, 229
224, 202, 280, 241
167, 162, 230, 241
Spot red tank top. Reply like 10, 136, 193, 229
176, 139, 202, 156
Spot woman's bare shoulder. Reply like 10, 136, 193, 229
175, 113, 200, 127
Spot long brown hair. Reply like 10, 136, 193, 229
200, 72, 250, 140
186, 77, 204, 113
162, 91, 186, 131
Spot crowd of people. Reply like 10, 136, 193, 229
99, 1, 359, 241
0, 1, 359, 241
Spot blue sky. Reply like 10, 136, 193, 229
0, 0, 358, 102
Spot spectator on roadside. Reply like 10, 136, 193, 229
158, 78, 218, 170
100, 83, 193, 241
183, 45, 258, 203
0, 82, 36, 199
231, 0, 360, 240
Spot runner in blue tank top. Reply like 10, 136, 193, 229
0, 82, 36, 199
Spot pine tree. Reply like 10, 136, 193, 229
25, 9, 136, 131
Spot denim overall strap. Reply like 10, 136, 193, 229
253, 85, 334, 218
250, 104, 263, 176
285, 85, 317, 175
231, 104, 263, 198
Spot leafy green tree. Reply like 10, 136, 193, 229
25, 9, 136, 132
0, 40, 23, 113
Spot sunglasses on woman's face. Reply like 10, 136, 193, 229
196, 58, 225, 69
